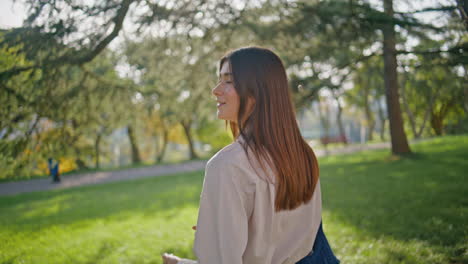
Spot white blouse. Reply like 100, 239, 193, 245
178, 136, 322, 264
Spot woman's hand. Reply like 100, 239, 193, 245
162, 226, 196, 263
162, 253, 181, 264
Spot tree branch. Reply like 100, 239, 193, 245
395, 6, 457, 14
68, 0, 133, 65
397, 43, 468, 55
0, 0, 133, 79
336, 51, 380, 70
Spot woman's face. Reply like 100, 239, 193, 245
212, 61, 240, 122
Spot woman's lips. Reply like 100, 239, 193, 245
217, 103, 226, 108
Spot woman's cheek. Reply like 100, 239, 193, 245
226, 85, 234, 94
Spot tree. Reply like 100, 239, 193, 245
125, 33, 226, 160
382, 0, 411, 154
347, 59, 384, 142
254, 0, 467, 153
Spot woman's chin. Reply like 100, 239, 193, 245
216, 114, 234, 122
216, 112, 226, 119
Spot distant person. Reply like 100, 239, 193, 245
162, 47, 340, 264
47, 158, 61, 183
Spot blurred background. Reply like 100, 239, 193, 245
0, 1, 467, 263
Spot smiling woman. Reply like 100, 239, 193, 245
213, 62, 255, 124
162, 46, 339, 264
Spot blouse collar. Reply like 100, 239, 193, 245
236, 134, 246, 144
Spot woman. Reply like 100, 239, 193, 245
162, 47, 336, 264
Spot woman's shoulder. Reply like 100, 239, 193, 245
206, 140, 245, 169
205, 141, 263, 190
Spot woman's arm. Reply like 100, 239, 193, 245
161, 253, 198, 264
176, 259, 198, 264
164, 158, 253, 264
192, 158, 253, 264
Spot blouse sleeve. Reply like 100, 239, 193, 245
192, 158, 253, 264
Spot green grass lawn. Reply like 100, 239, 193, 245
0, 135, 467, 264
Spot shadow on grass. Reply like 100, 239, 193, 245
319, 137, 467, 258
0, 171, 205, 233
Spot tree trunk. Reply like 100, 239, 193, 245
127, 125, 141, 164
377, 96, 386, 141
318, 99, 330, 137
399, 71, 418, 138
429, 99, 456, 136
416, 107, 431, 138
416, 88, 441, 138
430, 114, 444, 135
155, 128, 168, 163
181, 119, 198, 160
94, 132, 102, 169
363, 83, 375, 141
463, 65, 468, 114
74, 147, 88, 170
334, 93, 348, 144
382, 0, 411, 154
317, 98, 331, 152
464, 73, 468, 114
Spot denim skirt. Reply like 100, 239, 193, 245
295, 221, 340, 264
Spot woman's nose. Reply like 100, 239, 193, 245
212, 83, 222, 96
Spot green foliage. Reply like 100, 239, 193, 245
401, 42, 466, 137
195, 119, 232, 152
0, 37, 42, 179
123, 32, 246, 159
0, 41, 133, 179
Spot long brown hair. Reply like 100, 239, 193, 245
219, 46, 319, 212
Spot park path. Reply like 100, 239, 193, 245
0, 141, 393, 197
0, 160, 207, 197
